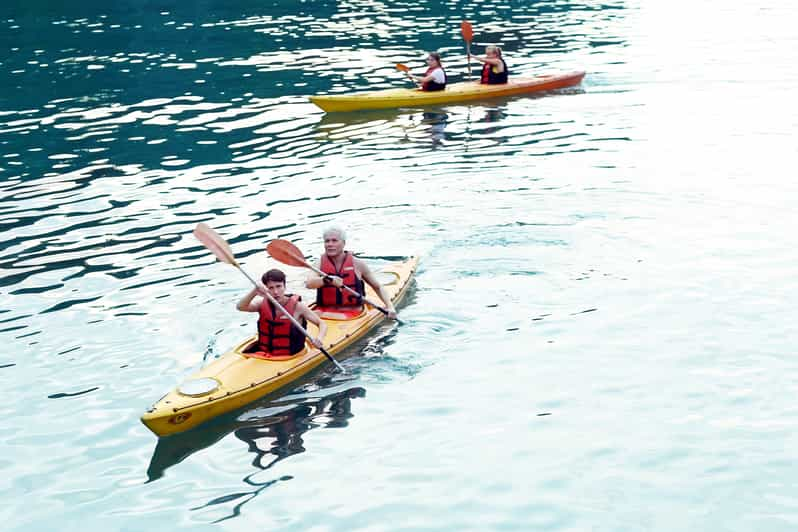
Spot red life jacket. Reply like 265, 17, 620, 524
422, 66, 447, 92
257, 294, 304, 356
316, 252, 365, 308
481, 59, 508, 84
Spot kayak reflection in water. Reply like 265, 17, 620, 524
422, 111, 448, 145
237, 269, 327, 357
404, 52, 447, 92
471, 45, 509, 84
187, 387, 366, 523
305, 226, 399, 319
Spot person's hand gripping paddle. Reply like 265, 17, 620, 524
396, 63, 420, 88
193, 223, 346, 373
267, 238, 402, 324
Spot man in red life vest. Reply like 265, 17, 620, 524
237, 269, 327, 357
305, 226, 399, 320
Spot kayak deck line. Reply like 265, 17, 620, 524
162, 316, 369, 414
141, 256, 418, 436
310, 71, 586, 112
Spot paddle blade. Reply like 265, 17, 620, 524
194, 223, 237, 266
267, 239, 310, 268
461, 20, 473, 42
395, 63, 410, 73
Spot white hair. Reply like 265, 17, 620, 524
323, 226, 346, 241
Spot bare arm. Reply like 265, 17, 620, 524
236, 287, 262, 312
472, 56, 503, 70
297, 301, 327, 348
306, 273, 324, 289
405, 71, 422, 87
357, 259, 398, 318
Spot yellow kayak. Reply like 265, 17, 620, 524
310, 71, 585, 112
141, 256, 418, 437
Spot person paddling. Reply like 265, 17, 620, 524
305, 226, 398, 319
405, 52, 447, 92
238, 269, 327, 357
472, 45, 508, 84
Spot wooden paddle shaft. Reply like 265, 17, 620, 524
238, 267, 346, 373
467, 42, 472, 79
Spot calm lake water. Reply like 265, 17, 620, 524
2, 0, 798, 530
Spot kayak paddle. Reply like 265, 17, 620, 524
396, 63, 420, 88
193, 223, 346, 373
461, 20, 473, 80
266, 238, 402, 323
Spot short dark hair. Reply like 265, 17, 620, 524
262, 269, 286, 285
429, 52, 442, 66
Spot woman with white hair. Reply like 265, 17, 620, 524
305, 226, 398, 320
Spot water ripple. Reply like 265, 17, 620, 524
5, 0, 797, 530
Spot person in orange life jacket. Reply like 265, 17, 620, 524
405, 52, 446, 92
471, 45, 508, 84
304, 226, 398, 320
237, 269, 327, 355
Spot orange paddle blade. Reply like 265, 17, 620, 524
461, 20, 473, 42
194, 223, 237, 266
267, 239, 310, 268
395, 63, 410, 73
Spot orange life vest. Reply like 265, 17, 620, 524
316, 252, 365, 308
257, 294, 305, 356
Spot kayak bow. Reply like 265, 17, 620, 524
310, 71, 585, 112
141, 256, 418, 437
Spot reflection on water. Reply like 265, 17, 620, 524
481, 107, 507, 124
420, 111, 448, 146
235, 387, 364, 467
202, 387, 365, 523
149, 385, 365, 520
316, 108, 450, 147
